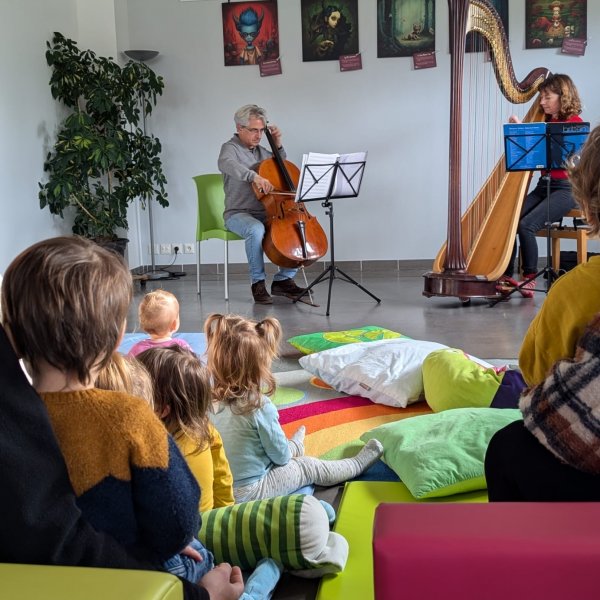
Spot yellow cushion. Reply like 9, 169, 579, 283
0, 564, 182, 600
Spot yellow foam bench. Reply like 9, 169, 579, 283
0, 564, 183, 600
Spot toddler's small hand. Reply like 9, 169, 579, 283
181, 544, 203, 562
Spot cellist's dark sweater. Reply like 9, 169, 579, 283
0, 325, 208, 600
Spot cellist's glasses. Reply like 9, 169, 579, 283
242, 126, 265, 135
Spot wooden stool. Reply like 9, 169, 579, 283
535, 208, 589, 271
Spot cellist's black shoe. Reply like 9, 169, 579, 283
271, 278, 306, 299
252, 280, 273, 304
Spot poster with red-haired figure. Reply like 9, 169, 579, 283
526, 0, 587, 49
222, 2, 279, 66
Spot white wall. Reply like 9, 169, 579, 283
121, 0, 600, 268
0, 0, 78, 272
1, 0, 598, 273
0, 0, 146, 272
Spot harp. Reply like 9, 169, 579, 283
423, 0, 549, 301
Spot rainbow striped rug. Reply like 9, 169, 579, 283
272, 369, 432, 463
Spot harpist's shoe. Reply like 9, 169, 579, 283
496, 275, 535, 299
518, 275, 536, 298
271, 277, 306, 299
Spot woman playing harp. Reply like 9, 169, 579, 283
498, 74, 583, 298
423, 0, 549, 301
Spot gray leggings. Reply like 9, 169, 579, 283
234, 454, 366, 502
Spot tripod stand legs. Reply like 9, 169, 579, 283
295, 265, 381, 316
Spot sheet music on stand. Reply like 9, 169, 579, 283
295, 151, 367, 202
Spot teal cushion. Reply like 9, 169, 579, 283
287, 326, 404, 355
423, 348, 503, 412
361, 408, 522, 499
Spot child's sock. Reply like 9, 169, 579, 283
354, 439, 384, 470
319, 500, 336, 526
307, 438, 384, 487
242, 558, 283, 600
288, 425, 306, 457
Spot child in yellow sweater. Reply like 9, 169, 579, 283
136, 345, 234, 512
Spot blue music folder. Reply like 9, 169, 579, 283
504, 121, 590, 172
504, 122, 547, 171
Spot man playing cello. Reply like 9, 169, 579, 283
218, 104, 307, 304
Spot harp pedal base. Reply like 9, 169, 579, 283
423, 271, 501, 300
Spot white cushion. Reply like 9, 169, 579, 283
299, 338, 452, 408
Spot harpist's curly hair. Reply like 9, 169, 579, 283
204, 313, 281, 415
540, 73, 582, 121
569, 125, 600, 237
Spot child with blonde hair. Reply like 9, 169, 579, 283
96, 351, 155, 408
128, 289, 192, 357
205, 313, 384, 502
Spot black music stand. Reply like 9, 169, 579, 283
293, 155, 380, 316
493, 121, 589, 304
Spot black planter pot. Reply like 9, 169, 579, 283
95, 237, 129, 258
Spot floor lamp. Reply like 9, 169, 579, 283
123, 49, 169, 280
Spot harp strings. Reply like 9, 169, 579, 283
462, 29, 528, 257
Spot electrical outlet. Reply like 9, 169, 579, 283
172, 243, 183, 255
183, 243, 195, 254
160, 243, 171, 255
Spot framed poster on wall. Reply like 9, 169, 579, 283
377, 0, 435, 59
301, 0, 359, 62
525, 0, 587, 49
222, 1, 279, 66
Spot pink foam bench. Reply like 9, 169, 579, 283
373, 502, 600, 600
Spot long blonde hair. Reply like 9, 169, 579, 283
204, 313, 281, 415
96, 352, 154, 408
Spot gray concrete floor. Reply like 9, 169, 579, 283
127, 262, 547, 600
128, 261, 546, 363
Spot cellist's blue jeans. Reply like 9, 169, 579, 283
225, 212, 297, 285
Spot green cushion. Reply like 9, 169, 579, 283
361, 408, 522, 499
423, 348, 503, 412
199, 494, 348, 576
287, 326, 404, 355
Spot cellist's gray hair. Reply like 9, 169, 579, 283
234, 104, 267, 127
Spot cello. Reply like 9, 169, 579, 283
253, 126, 328, 269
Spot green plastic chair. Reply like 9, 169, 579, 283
193, 174, 243, 300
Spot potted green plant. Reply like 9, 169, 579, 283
39, 32, 168, 252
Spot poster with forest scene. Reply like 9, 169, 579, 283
377, 0, 435, 58
526, 0, 586, 49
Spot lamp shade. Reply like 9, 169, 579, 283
124, 50, 159, 62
